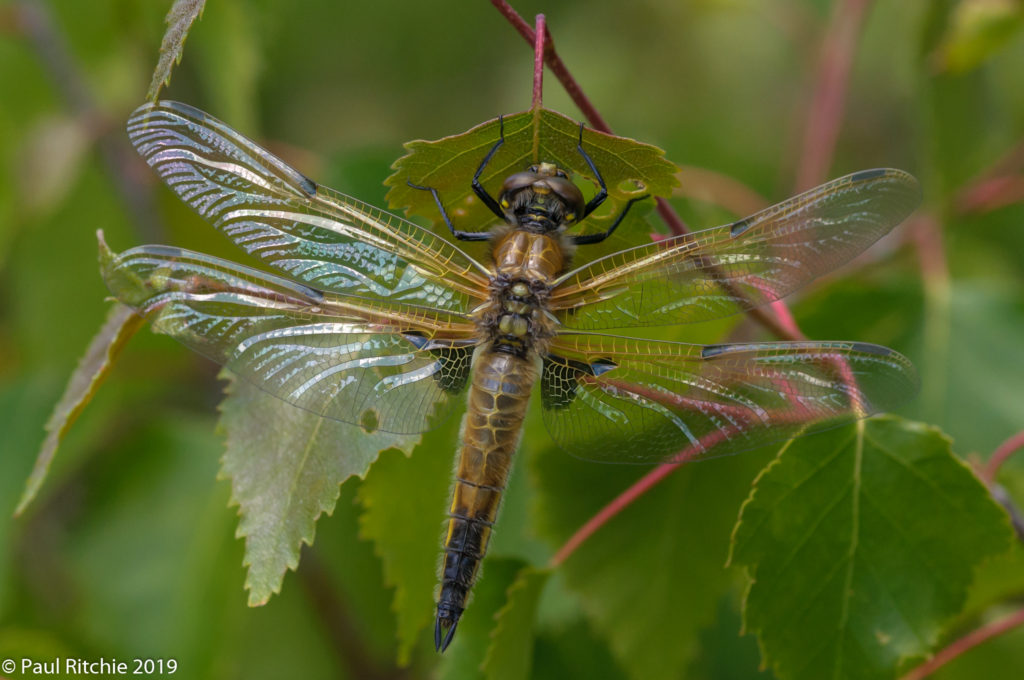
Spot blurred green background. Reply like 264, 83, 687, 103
1, 0, 1023, 678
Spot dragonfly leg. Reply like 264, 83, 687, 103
406, 181, 491, 242
471, 116, 508, 221
571, 194, 649, 245
576, 122, 609, 219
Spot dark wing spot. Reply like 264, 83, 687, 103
403, 332, 429, 350
591, 358, 617, 376
297, 283, 325, 302
849, 168, 888, 182
850, 342, 893, 356
730, 218, 753, 238
299, 175, 318, 197
701, 344, 731, 358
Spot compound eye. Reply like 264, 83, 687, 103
547, 176, 586, 217
527, 165, 540, 173
500, 171, 540, 201
556, 169, 568, 178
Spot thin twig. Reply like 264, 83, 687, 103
983, 431, 1024, 485
14, 0, 164, 242
955, 175, 1024, 215
900, 607, 1024, 680
550, 462, 679, 567
490, 1, 610, 133
493, 0, 811, 344
532, 14, 545, 110
298, 546, 408, 680
490, 0, 834, 563
954, 138, 1024, 215
794, 0, 874, 191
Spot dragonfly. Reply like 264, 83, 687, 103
106, 101, 920, 652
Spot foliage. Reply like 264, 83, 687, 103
2, 1, 1023, 679
218, 374, 419, 607
730, 417, 1011, 680
385, 109, 678, 240
147, 0, 207, 101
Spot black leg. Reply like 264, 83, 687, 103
577, 122, 608, 219
472, 116, 508, 221
407, 181, 491, 242
571, 194, 649, 246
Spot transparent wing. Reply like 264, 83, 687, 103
101, 240, 480, 434
551, 169, 920, 330
540, 332, 918, 463
127, 100, 491, 314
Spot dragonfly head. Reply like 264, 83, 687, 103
499, 163, 586, 231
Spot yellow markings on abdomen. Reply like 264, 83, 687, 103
435, 349, 537, 642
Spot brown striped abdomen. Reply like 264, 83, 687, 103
435, 348, 537, 650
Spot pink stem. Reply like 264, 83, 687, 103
795, 0, 873, 191
549, 462, 678, 567
491, 0, 832, 561
769, 300, 806, 341
900, 606, 1024, 680
550, 425, 746, 567
491, 0, 819, 344
954, 137, 1024, 215
983, 431, 1024, 485
532, 14, 545, 109
955, 175, 1024, 215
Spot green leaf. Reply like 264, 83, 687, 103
356, 414, 461, 666
729, 416, 1013, 680
218, 373, 419, 607
922, 286, 1024, 456
384, 109, 678, 241
146, 0, 207, 101
482, 566, 552, 680
16, 301, 143, 515
533, 443, 770, 680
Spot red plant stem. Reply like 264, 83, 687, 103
900, 606, 1024, 680
493, 0, 814, 344
491, 0, 609, 133
983, 431, 1024, 485
14, 0, 164, 242
500, 4, 811, 340
954, 137, 1024, 215
550, 462, 679, 567
795, 0, 873, 192
769, 300, 806, 341
491, 1, 825, 563
655, 197, 688, 236
532, 14, 545, 110
955, 175, 1024, 215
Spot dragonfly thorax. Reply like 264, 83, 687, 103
499, 163, 585, 233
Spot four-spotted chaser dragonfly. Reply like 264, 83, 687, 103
105, 101, 919, 651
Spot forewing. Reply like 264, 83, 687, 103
127, 101, 490, 314
551, 169, 920, 330
541, 333, 918, 463
101, 240, 479, 434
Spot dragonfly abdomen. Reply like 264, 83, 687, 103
435, 349, 537, 651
